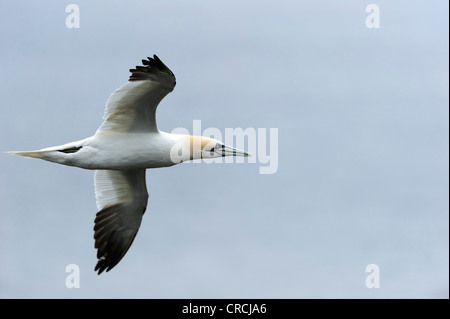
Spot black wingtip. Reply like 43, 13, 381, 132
93, 203, 144, 275
153, 54, 161, 62
95, 257, 110, 275
129, 54, 175, 81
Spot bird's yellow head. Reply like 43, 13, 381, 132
169, 135, 250, 163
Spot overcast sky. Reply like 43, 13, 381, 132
0, 1, 448, 298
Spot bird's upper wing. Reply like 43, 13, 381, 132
93, 169, 148, 274
95, 55, 176, 134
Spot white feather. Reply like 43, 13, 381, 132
94, 169, 147, 210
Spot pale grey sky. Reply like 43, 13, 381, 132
0, 1, 448, 298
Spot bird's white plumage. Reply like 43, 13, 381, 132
9, 55, 249, 275
95, 170, 136, 210
93, 169, 148, 227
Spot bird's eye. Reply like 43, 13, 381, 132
210, 143, 223, 154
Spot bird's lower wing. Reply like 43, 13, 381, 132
93, 169, 148, 274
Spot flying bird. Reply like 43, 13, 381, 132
8, 55, 249, 274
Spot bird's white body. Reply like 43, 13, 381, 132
8, 55, 248, 274
29, 131, 180, 170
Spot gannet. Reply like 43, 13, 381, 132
8, 55, 249, 274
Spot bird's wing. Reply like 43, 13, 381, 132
95, 55, 176, 134
93, 169, 148, 274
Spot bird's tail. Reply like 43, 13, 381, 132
6, 150, 49, 159
6, 140, 85, 166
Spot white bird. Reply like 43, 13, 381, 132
8, 55, 249, 274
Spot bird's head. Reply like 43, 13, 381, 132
196, 136, 250, 159
170, 135, 250, 163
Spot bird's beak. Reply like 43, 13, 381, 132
221, 145, 251, 157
